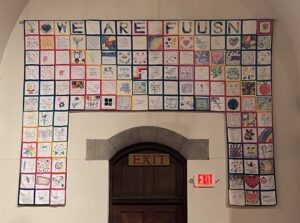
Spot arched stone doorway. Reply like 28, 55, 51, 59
109, 142, 187, 223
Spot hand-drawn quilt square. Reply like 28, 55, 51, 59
226, 51, 240, 65
133, 51, 147, 65
180, 51, 194, 65
24, 81, 39, 96
226, 66, 241, 81
52, 174, 66, 189
37, 126, 53, 142
164, 96, 178, 110
257, 81, 271, 96
164, 51, 178, 65
37, 142, 52, 157
102, 65, 117, 80
242, 81, 256, 96
179, 66, 194, 80
148, 36, 163, 50
55, 96, 69, 111
39, 96, 54, 111
259, 159, 274, 174
39, 111, 53, 126
164, 36, 178, 50
26, 51, 39, 65
194, 36, 210, 50
133, 66, 147, 80
210, 82, 225, 95
256, 96, 272, 112
22, 142, 37, 157
24, 97, 39, 112
244, 175, 260, 190
241, 66, 256, 80
50, 190, 65, 205
37, 158, 51, 173
244, 160, 259, 174
133, 36, 147, 50
117, 66, 132, 80
132, 95, 148, 110
164, 66, 178, 80
242, 51, 256, 65
25, 65, 39, 80
101, 51, 116, 64
70, 96, 85, 110
195, 97, 210, 111
258, 127, 273, 143
102, 81, 116, 95
56, 50, 70, 64
71, 21, 85, 35
195, 81, 209, 96
226, 36, 241, 50
55, 36, 70, 49
243, 144, 258, 158
257, 36, 272, 50
261, 191, 276, 206
20, 174, 36, 189
242, 128, 257, 143
101, 21, 116, 35
85, 95, 101, 110
226, 97, 241, 112
19, 190, 34, 205
148, 81, 163, 95
179, 96, 194, 110
40, 21, 54, 35
117, 51, 132, 65
101, 36, 116, 50
25, 21, 39, 35
229, 159, 243, 173
71, 80, 85, 95
85, 20, 101, 35
226, 112, 241, 127
242, 20, 257, 34
257, 112, 272, 127
257, 51, 272, 65
40, 65, 55, 80
55, 66, 70, 80
195, 66, 209, 80
164, 81, 178, 95
258, 144, 274, 159
35, 190, 50, 205
86, 36, 100, 50
258, 20, 273, 35
148, 66, 163, 79
241, 112, 257, 127
52, 142, 67, 158
229, 174, 244, 189
116, 96, 132, 110
242, 35, 256, 50
180, 81, 194, 95
229, 189, 245, 206
40, 50, 55, 65
25, 36, 39, 50
117, 21, 132, 35
210, 96, 225, 111
227, 128, 242, 143
148, 21, 163, 35
117, 36, 132, 50
146, 51, 162, 66
241, 96, 256, 112
71, 50, 86, 64
210, 66, 225, 80
86, 81, 101, 95
55, 81, 70, 95
21, 158, 36, 173
260, 175, 275, 190
179, 36, 194, 50
148, 95, 163, 110
71, 35, 86, 50
53, 127, 68, 142
164, 21, 178, 35
210, 50, 225, 65
211, 36, 225, 50
133, 81, 147, 94
71, 65, 85, 79
117, 80, 132, 95
102, 95, 116, 110
226, 81, 241, 96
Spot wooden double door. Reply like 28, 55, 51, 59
109, 143, 187, 223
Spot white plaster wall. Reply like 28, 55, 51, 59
0, 0, 299, 222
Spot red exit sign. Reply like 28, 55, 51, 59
194, 174, 215, 188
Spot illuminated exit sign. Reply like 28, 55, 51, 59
194, 173, 215, 188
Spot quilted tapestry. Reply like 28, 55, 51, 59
19, 20, 276, 206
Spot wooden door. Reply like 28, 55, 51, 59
109, 143, 187, 223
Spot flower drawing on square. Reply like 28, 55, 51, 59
133, 51, 147, 65
133, 81, 147, 94
117, 80, 132, 95
148, 36, 163, 50
210, 50, 225, 65
117, 96, 132, 110
25, 21, 39, 35
85, 95, 100, 110
194, 36, 210, 50
22, 143, 37, 157
25, 36, 39, 50
164, 36, 178, 50
40, 36, 55, 50
132, 95, 148, 110
195, 51, 209, 65
148, 81, 163, 94
195, 81, 209, 96
164, 51, 178, 65
179, 36, 194, 50
164, 96, 178, 110
180, 96, 194, 110
149, 96, 163, 110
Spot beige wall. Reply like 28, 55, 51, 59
0, 0, 299, 222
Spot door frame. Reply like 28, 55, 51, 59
109, 142, 187, 223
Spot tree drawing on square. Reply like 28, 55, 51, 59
19, 19, 276, 207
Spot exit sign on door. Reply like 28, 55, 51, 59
194, 174, 215, 188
